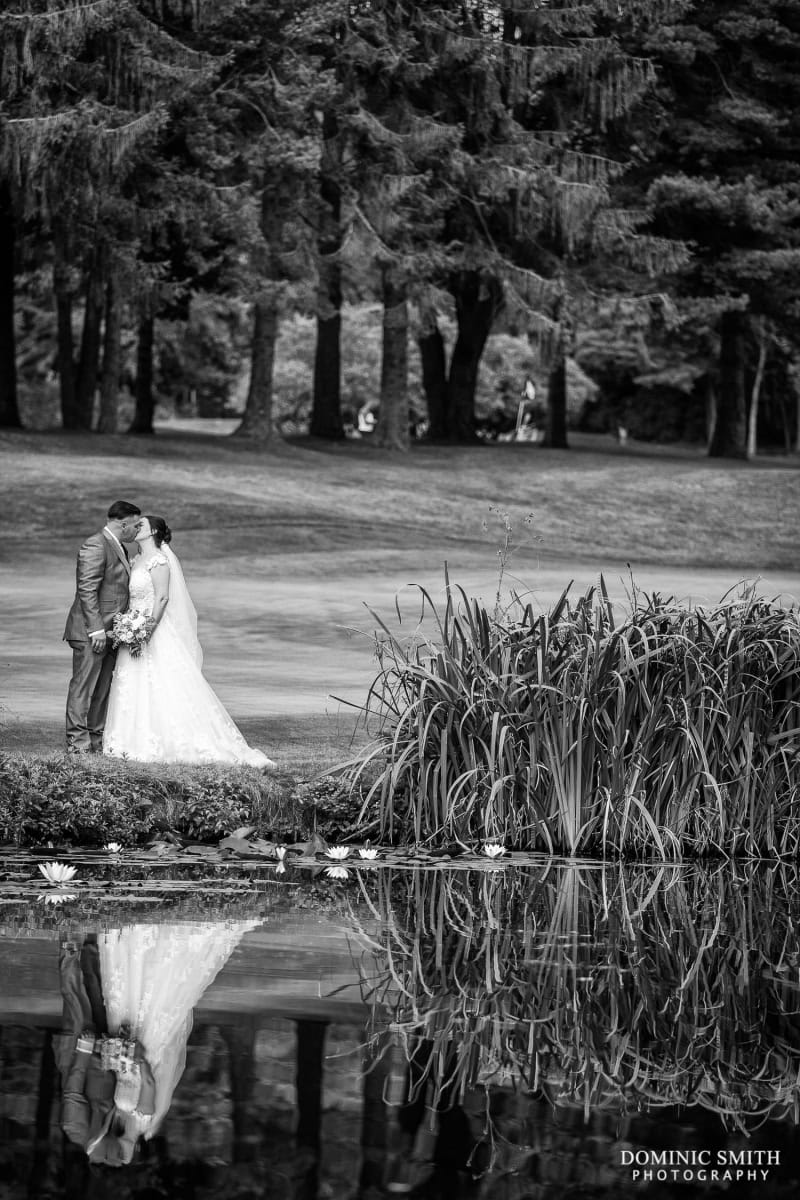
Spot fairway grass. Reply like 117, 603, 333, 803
2, 427, 799, 571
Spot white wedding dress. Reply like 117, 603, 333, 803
98, 920, 261, 1141
103, 547, 273, 766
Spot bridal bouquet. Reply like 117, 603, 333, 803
111, 609, 154, 657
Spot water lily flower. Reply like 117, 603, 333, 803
358, 847, 379, 860
275, 845, 287, 861
325, 846, 350, 860
325, 866, 350, 880
38, 862, 78, 886
104, 843, 123, 854
39, 893, 78, 906
482, 843, 506, 859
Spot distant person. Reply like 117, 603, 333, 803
63, 501, 141, 754
102, 515, 274, 766
357, 403, 377, 433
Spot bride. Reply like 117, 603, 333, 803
103, 516, 274, 767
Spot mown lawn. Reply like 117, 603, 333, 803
2, 427, 798, 571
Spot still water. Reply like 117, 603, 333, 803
1, 859, 799, 1198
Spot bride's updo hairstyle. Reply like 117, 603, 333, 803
146, 515, 172, 548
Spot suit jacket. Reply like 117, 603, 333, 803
53, 1037, 117, 1152
64, 529, 131, 642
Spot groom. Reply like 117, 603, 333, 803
64, 501, 141, 754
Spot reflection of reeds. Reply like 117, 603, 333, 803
354, 865, 800, 1132
345, 581, 800, 857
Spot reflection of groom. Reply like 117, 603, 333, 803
64, 501, 141, 754
55, 939, 157, 1168
54, 938, 116, 1160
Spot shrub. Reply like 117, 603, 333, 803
0, 757, 153, 846
342, 577, 800, 858
291, 776, 378, 842
0, 756, 303, 847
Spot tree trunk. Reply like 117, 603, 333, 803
746, 316, 769, 461
97, 277, 122, 433
75, 253, 105, 430
544, 347, 569, 448
234, 295, 278, 442
705, 376, 717, 446
310, 112, 343, 440
0, 183, 21, 428
375, 273, 409, 451
129, 313, 156, 434
28, 1032, 56, 1197
221, 1022, 259, 1164
708, 309, 747, 458
296, 1020, 326, 1148
418, 321, 447, 439
53, 226, 79, 429
446, 273, 501, 442
359, 1032, 399, 1191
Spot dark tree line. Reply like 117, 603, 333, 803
2, 1, 800, 457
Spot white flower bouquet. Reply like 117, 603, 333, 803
111, 609, 154, 657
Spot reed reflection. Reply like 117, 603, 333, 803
354, 862, 800, 1154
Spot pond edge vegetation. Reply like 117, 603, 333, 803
339, 572, 800, 860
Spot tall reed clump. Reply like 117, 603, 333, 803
344, 578, 800, 857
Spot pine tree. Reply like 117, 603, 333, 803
641, 2, 800, 458
311, 1, 689, 446
428, 0, 689, 444
0, 179, 20, 427
0, 0, 219, 430
195, 0, 337, 443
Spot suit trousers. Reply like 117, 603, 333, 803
58, 940, 109, 1039
66, 639, 118, 752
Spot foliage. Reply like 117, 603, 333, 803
0, 754, 302, 847
290, 774, 378, 842
342, 574, 800, 858
0, 755, 153, 847
630, 0, 800, 454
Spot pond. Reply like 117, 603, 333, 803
1, 858, 799, 1198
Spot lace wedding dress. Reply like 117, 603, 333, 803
98, 920, 261, 1141
103, 548, 273, 766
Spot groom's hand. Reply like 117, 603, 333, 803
89, 631, 107, 654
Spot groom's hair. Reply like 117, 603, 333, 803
107, 501, 141, 520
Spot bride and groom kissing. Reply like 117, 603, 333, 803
64, 500, 273, 768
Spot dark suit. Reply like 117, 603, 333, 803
64, 528, 131, 752
54, 942, 116, 1155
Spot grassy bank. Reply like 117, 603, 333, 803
0, 754, 369, 849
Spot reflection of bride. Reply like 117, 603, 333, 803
103, 515, 274, 767
97, 919, 261, 1162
